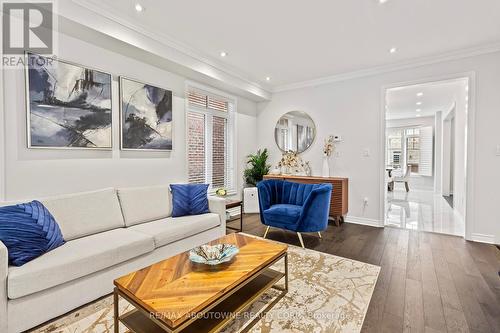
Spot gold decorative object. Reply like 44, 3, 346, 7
277, 150, 310, 176
323, 135, 336, 157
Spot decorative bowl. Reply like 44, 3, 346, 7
215, 188, 227, 197
189, 244, 239, 266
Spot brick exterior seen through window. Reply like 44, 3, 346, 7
187, 112, 206, 184
212, 116, 227, 188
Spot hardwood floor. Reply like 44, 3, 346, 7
228, 214, 500, 333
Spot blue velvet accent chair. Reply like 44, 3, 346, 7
257, 179, 332, 248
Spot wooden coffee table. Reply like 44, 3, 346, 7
113, 233, 288, 333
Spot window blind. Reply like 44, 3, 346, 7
186, 86, 235, 192
187, 88, 229, 112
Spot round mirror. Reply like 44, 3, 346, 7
274, 111, 316, 153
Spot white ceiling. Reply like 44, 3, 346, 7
74, 0, 500, 89
386, 79, 468, 120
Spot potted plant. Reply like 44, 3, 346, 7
244, 149, 271, 186
243, 149, 271, 213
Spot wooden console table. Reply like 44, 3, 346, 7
263, 175, 348, 226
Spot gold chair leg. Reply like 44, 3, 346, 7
317, 231, 322, 239
263, 226, 270, 238
297, 232, 305, 248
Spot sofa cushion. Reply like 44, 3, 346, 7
117, 185, 172, 227
41, 188, 125, 241
7, 228, 154, 299
129, 213, 220, 248
0, 200, 65, 266
264, 204, 302, 225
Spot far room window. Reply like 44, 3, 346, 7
186, 84, 236, 193
387, 128, 403, 168
405, 129, 421, 173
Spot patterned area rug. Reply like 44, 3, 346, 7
30, 238, 380, 333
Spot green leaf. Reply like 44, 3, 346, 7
243, 148, 271, 186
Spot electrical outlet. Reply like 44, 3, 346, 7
496, 144, 500, 156
363, 149, 370, 157
363, 197, 369, 205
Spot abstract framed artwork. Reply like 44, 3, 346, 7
25, 52, 112, 149
119, 77, 173, 151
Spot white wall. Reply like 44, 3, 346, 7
386, 116, 435, 129
1, 31, 257, 200
434, 111, 443, 193
451, 85, 468, 218
235, 99, 259, 197
257, 51, 500, 243
442, 107, 455, 196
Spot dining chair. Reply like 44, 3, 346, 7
394, 164, 411, 192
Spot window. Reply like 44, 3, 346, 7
406, 136, 420, 172
186, 84, 235, 192
387, 129, 403, 168
387, 126, 433, 176
405, 128, 420, 136
275, 118, 290, 151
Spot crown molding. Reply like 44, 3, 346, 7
64, 0, 271, 100
273, 42, 500, 93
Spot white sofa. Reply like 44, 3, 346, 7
0, 185, 226, 333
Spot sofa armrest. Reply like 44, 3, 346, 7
0, 241, 7, 332
208, 196, 226, 229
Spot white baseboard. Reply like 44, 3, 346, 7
344, 217, 496, 245
344, 216, 383, 228
470, 233, 496, 244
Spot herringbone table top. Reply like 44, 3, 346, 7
114, 233, 287, 328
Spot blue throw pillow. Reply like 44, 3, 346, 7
170, 184, 210, 217
0, 200, 65, 266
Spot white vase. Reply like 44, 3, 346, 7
322, 156, 330, 177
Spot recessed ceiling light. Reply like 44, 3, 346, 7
416, 102, 422, 105
379, 0, 389, 3
135, 3, 144, 12
219, 51, 227, 57
416, 109, 421, 112
265, 77, 271, 81
389, 47, 397, 54
416, 114, 421, 117
416, 92, 424, 97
